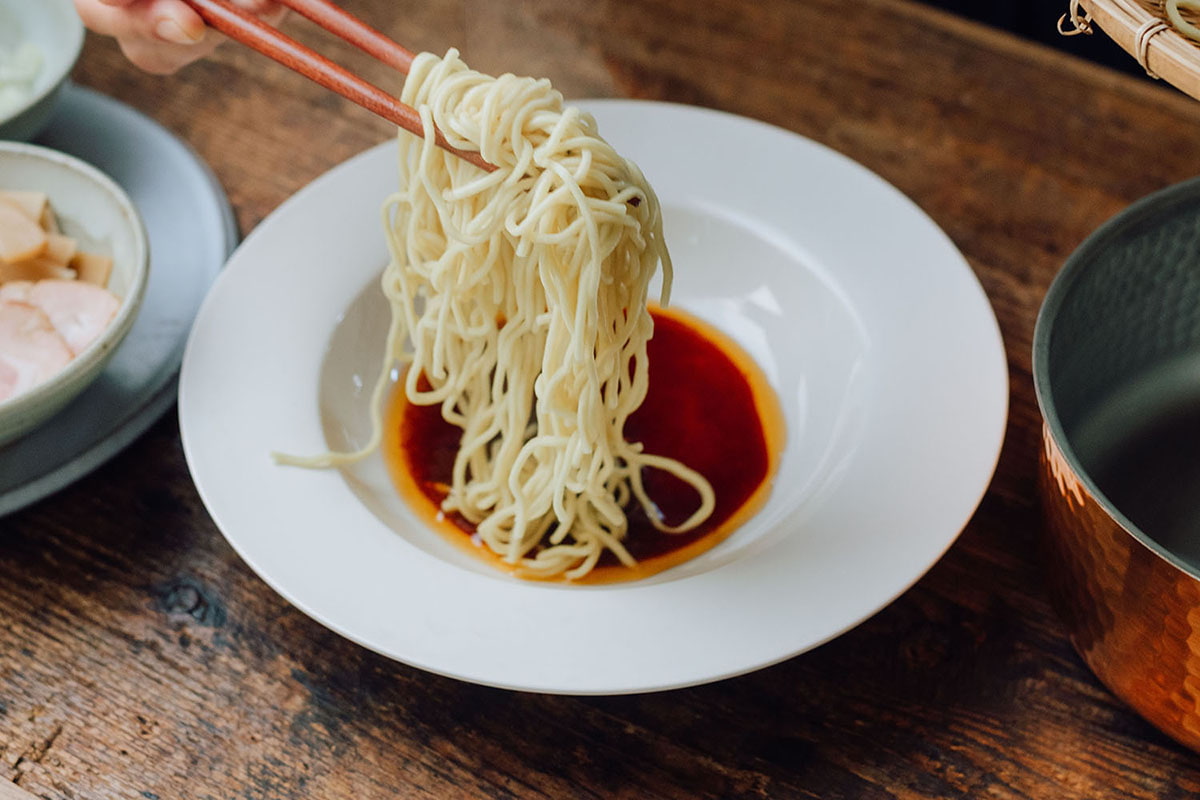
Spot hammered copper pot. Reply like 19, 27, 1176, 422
1035, 177, 1200, 752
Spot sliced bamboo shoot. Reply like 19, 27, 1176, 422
70, 252, 113, 287
0, 202, 47, 264
0, 191, 48, 223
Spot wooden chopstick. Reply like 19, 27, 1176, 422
182, 0, 494, 171
273, 0, 414, 73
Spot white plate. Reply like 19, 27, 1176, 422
0, 85, 235, 514
180, 101, 1007, 694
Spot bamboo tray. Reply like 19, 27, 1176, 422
1067, 0, 1200, 99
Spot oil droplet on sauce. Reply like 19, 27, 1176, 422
382, 305, 786, 584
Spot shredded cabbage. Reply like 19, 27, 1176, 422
0, 43, 43, 117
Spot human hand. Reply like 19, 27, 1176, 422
74, 0, 287, 75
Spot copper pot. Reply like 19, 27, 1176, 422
1035, 178, 1200, 752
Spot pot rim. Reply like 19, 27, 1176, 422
1033, 175, 1200, 582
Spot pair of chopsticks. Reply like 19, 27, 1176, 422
183, 0, 495, 171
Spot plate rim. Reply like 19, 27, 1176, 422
180, 99, 1008, 694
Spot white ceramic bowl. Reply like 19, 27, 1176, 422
0, 0, 85, 142
0, 141, 150, 446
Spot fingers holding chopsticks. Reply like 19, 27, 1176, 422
74, 0, 287, 74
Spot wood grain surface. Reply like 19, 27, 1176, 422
0, 780, 36, 800
5, 0, 1200, 797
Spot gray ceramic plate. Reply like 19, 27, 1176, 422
0, 84, 236, 515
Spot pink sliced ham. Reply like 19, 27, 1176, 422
0, 280, 33, 302
0, 358, 18, 401
21, 279, 120, 356
0, 300, 73, 402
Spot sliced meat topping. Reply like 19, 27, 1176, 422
24, 279, 120, 356
0, 299, 73, 402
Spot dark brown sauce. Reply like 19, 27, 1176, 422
383, 306, 784, 583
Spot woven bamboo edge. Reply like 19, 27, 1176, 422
1075, 0, 1200, 100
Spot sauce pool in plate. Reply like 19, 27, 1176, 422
383, 305, 785, 584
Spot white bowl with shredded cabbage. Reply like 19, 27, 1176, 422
0, 0, 84, 142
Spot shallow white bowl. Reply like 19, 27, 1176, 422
180, 101, 1007, 693
0, 141, 150, 446
0, 0, 84, 142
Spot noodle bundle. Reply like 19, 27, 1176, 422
293, 50, 715, 580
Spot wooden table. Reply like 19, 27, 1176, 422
5, 0, 1200, 796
